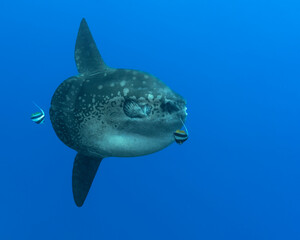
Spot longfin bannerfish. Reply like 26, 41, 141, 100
174, 129, 188, 144
174, 118, 188, 144
31, 102, 45, 124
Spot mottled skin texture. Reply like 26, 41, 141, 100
51, 67, 186, 157
49, 18, 187, 207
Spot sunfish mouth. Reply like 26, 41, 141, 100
177, 106, 188, 120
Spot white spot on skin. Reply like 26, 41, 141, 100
123, 88, 129, 96
142, 81, 146, 84
148, 94, 154, 101
110, 83, 115, 87
132, 76, 136, 80
120, 80, 126, 87
98, 85, 103, 90
156, 95, 162, 100
144, 75, 149, 79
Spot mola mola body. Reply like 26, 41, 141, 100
50, 18, 187, 207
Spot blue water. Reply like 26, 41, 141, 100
1, 0, 300, 239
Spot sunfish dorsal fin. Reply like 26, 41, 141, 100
75, 18, 107, 74
72, 153, 103, 207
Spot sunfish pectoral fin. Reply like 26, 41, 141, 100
75, 18, 107, 74
72, 153, 103, 207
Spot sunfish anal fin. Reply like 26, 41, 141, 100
72, 153, 103, 207
75, 18, 107, 74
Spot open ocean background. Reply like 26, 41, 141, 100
1, 0, 300, 239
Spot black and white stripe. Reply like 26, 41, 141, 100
174, 130, 188, 144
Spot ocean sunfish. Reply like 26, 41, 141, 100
49, 18, 187, 207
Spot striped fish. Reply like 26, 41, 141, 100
31, 102, 45, 124
174, 129, 188, 144
174, 119, 189, 144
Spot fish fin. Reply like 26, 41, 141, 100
72, 153, 103, 207
32, 101, 45, 115
180, 118, 188, 135
75, 18, 107, 74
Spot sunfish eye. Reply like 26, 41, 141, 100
123, 99, 151, 118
